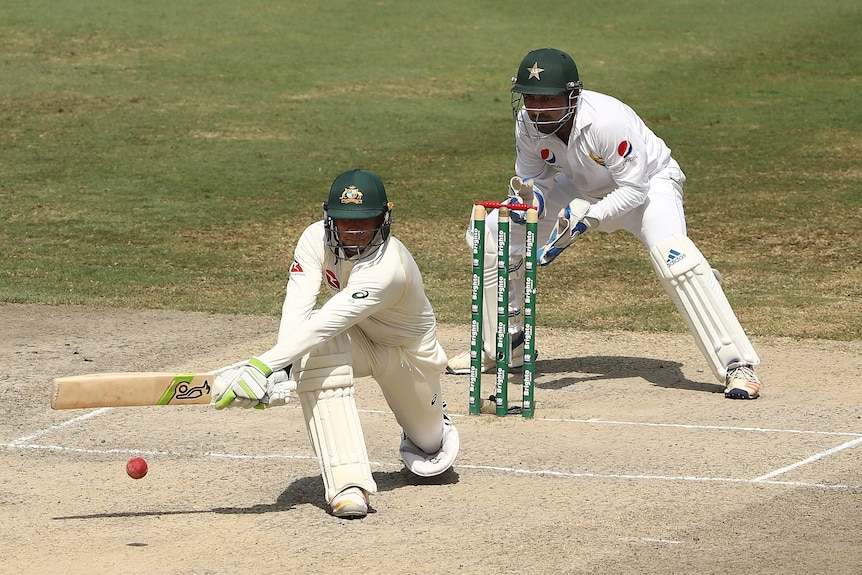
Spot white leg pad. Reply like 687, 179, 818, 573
650, 235, 760, 381
294, 334, 377, 503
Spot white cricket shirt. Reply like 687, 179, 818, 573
514, 90, 678, 223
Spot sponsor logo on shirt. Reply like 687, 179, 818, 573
351, 290, 369, 299
617, 140, 636, 162
290, 261, 304, 274
325, 269, 340, 290
540, 149, 556, 164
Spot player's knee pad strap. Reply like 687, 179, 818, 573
294, 334, 376, 501
650, 235, 760, 381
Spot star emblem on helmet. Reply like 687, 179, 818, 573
527, 62, 544, 80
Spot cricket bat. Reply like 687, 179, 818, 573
51, 372, 216, 409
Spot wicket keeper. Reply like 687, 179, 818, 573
448, 47, 763, 400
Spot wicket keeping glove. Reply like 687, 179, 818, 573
506, 176, 546, 224
213, 358, 274, 410
537, 199, 595, 266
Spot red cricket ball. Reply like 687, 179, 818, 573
126, 457, 148, 479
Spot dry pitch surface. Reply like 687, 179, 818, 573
1, 303, 860, 574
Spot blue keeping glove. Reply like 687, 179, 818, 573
537, 199, 594, 266
506, 177, 546, 224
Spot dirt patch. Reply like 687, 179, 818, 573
1, 303, 860, 574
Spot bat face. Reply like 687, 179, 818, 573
166, 376, 212, 403
52, 372, 216, 409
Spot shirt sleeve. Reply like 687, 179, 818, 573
584, 120, 651, 222
274, 224, 324, 343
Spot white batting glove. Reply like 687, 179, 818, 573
507, 176, 546, 223
213, 358, 274, 410
537, 199, 595, 266
264, 368, 295, 407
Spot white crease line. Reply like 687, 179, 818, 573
455, 463, 860, 489
753, 436, 862, 482
8, 408, 111, 445
538, 417, 862, 437
3, 444, 192, 457
387, 410, 862, 437
517, 467, 862, 491
621, 536, 683, 545
0, 443, 322, 462
2, 442, 859, 490
9, 408, 861, 488
20, 406, 859, 450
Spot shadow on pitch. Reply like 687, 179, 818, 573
259, 468, 460, 515
531, 355, 725, 394
53, 468, 459, 520
210, 467, 459, 515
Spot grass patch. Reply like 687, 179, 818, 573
1, 0, 859, 339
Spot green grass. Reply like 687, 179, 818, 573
1, 0, 860, 339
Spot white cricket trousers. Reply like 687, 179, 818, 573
347, 326, 447, 454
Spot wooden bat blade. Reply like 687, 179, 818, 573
52, 372, 215, 409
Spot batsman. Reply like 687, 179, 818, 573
213, 169, 459, 518
448, 47, 763, 400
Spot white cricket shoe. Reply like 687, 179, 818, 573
724, 364, 762, 400
329, 487, 369, 518
445, 332, 525, 375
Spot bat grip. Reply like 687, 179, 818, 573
210, 359, 248, 375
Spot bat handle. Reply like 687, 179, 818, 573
210, 359, 248, 375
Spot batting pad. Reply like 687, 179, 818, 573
295, 335, 376, 502
650, 234, 759, 381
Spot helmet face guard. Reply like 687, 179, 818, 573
511, 90, 581, 138
324, 210, 392, 261
511, 48, 583, 138
322, 169, 392, 261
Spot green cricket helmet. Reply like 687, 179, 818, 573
323, 169, 393, 261
511, 48, 583, 137
512, 47, 582, 95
